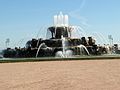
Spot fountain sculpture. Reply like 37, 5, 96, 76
2, 12, 113, 58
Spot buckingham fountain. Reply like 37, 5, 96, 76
2, 12, 118, 58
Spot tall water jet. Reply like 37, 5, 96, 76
64, 15, 69, 26
54, 15, 58, 26
53, 12, 69, 26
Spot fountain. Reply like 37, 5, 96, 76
2, 12, 114, 58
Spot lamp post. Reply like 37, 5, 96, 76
5, 38, 10, 48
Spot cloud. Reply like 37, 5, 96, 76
80, 0, 86, 9
68, 0, 90, 28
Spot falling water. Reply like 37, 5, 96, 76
55, 35, 73, 58
77, 45, 90, 55
55, 35, 67, 58
36, 43, 46, 58
92, 32, 108, 45
69, 26, 88, 39
55, 51, 65, 58
61, 35, 66, 57
13, 37, 32, 48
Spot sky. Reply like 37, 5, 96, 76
0, 0, 120, 49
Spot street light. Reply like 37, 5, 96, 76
5, 38, 10, 48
